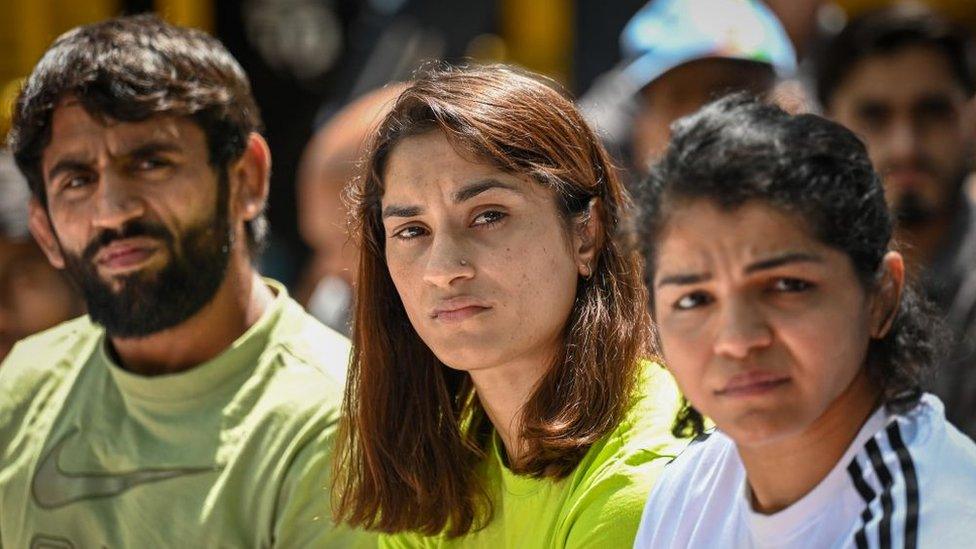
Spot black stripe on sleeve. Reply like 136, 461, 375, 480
866, 438, 894, 549
887, 423, 920, 549
848, 457, 876, 549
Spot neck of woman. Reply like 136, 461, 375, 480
738, 369, 882, 514
470, 349, 555, 468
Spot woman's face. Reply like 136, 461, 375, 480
381, 131, 592, 373
652, 200, 895, 447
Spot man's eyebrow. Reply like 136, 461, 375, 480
125, 141, 184, 158
382, 204, 423, 219
46, 157, 92, 183
453, 178, 523, 203
744, 252, 823, 273
656, 272, 711, 288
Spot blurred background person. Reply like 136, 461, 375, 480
294, 83, 405, 335
579, 0, 798, 180
813, 3, 976, 438
0, 150, 82, 361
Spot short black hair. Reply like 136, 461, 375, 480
7, 14, 267, 254
637, 94, 945, 438
814, 4, 976, 108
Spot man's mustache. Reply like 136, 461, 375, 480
81, 221, 174, 262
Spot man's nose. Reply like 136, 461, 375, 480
91, 172, 145, 230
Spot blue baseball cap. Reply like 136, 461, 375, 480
620, 0, 797, 91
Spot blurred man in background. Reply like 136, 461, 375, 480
814, 4, 976, 438
0, 150, 82, 360
580, 0, 797, 179
294, 84, 405, 335
0, 15, 367, 546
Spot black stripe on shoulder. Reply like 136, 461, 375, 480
848, 457, 875, 549
887, 422, 920, 549
866, 438, 894, 549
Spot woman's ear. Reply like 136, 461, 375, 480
574, 197, 605, 278
870, 251, 905, 339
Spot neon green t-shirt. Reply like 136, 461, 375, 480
0, 280, 371, 548
380, 363, 687, 549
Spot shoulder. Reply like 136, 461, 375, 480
558, 363, 691, 545
0, 316, 100, 411
635, 430, 741, 546
847, 395, 976, 545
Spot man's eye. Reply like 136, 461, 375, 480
772, 278, 813, 293
135, 158, 169, 171
392, 226, 428, 240
63, 175, 93, 190
674, 291, 712, 311
472, 210, 506, 227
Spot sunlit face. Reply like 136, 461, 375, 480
381, 131, 585, 372
652, 200, 881, 447
828, 46, 974, 227
32, 101, 233, 337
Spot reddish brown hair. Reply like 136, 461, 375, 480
332, 64, 653, 537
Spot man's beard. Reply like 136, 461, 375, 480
893, 191, 938, 229
59, 184, 233, 338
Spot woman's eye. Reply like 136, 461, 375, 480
674, 291, 712, 311
392, 226, 428, 240
472, 210, 506, 227
772, 278, 813, 293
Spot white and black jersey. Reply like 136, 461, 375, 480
634, 394, 976, 548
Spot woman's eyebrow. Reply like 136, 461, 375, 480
381, 204, 423, 219
453, 178, 523, 203
744, 252, 824, 274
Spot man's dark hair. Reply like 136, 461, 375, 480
813, 4, 976, 108
637, 94, 945, 438
7, 14, 267, 254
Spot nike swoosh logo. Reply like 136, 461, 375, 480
32, 427, 218, 509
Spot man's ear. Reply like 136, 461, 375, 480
28, 199, 65, 269
228, 132, 271, 226
574, 197, 605, 278
870, 251, 905, 339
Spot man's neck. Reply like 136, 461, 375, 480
109, 258, 274, 376
737, 370, 881, 514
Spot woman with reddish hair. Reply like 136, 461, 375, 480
331, 64, 686, 547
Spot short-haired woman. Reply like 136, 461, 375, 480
331, 64, 687, 547
634, 95, 976, 548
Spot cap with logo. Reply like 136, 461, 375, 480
620, 0, 797, 91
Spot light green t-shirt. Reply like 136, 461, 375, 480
0, 280, 371, 548
380, 363, 687, 549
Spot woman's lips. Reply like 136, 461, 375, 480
715, 372, 791, 397
430, 297, 492, 323
433, 305, 491, 323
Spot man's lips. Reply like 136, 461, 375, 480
430, 297, 492, 322
715, 371, 791, 397
95, 238, 160, 271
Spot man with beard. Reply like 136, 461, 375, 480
814, 4, 976, 438
0, 15, 369, 547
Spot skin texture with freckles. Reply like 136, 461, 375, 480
381, 130, 594, 461
653, 200, 903, 512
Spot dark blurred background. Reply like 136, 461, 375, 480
0, 0, 973, 288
